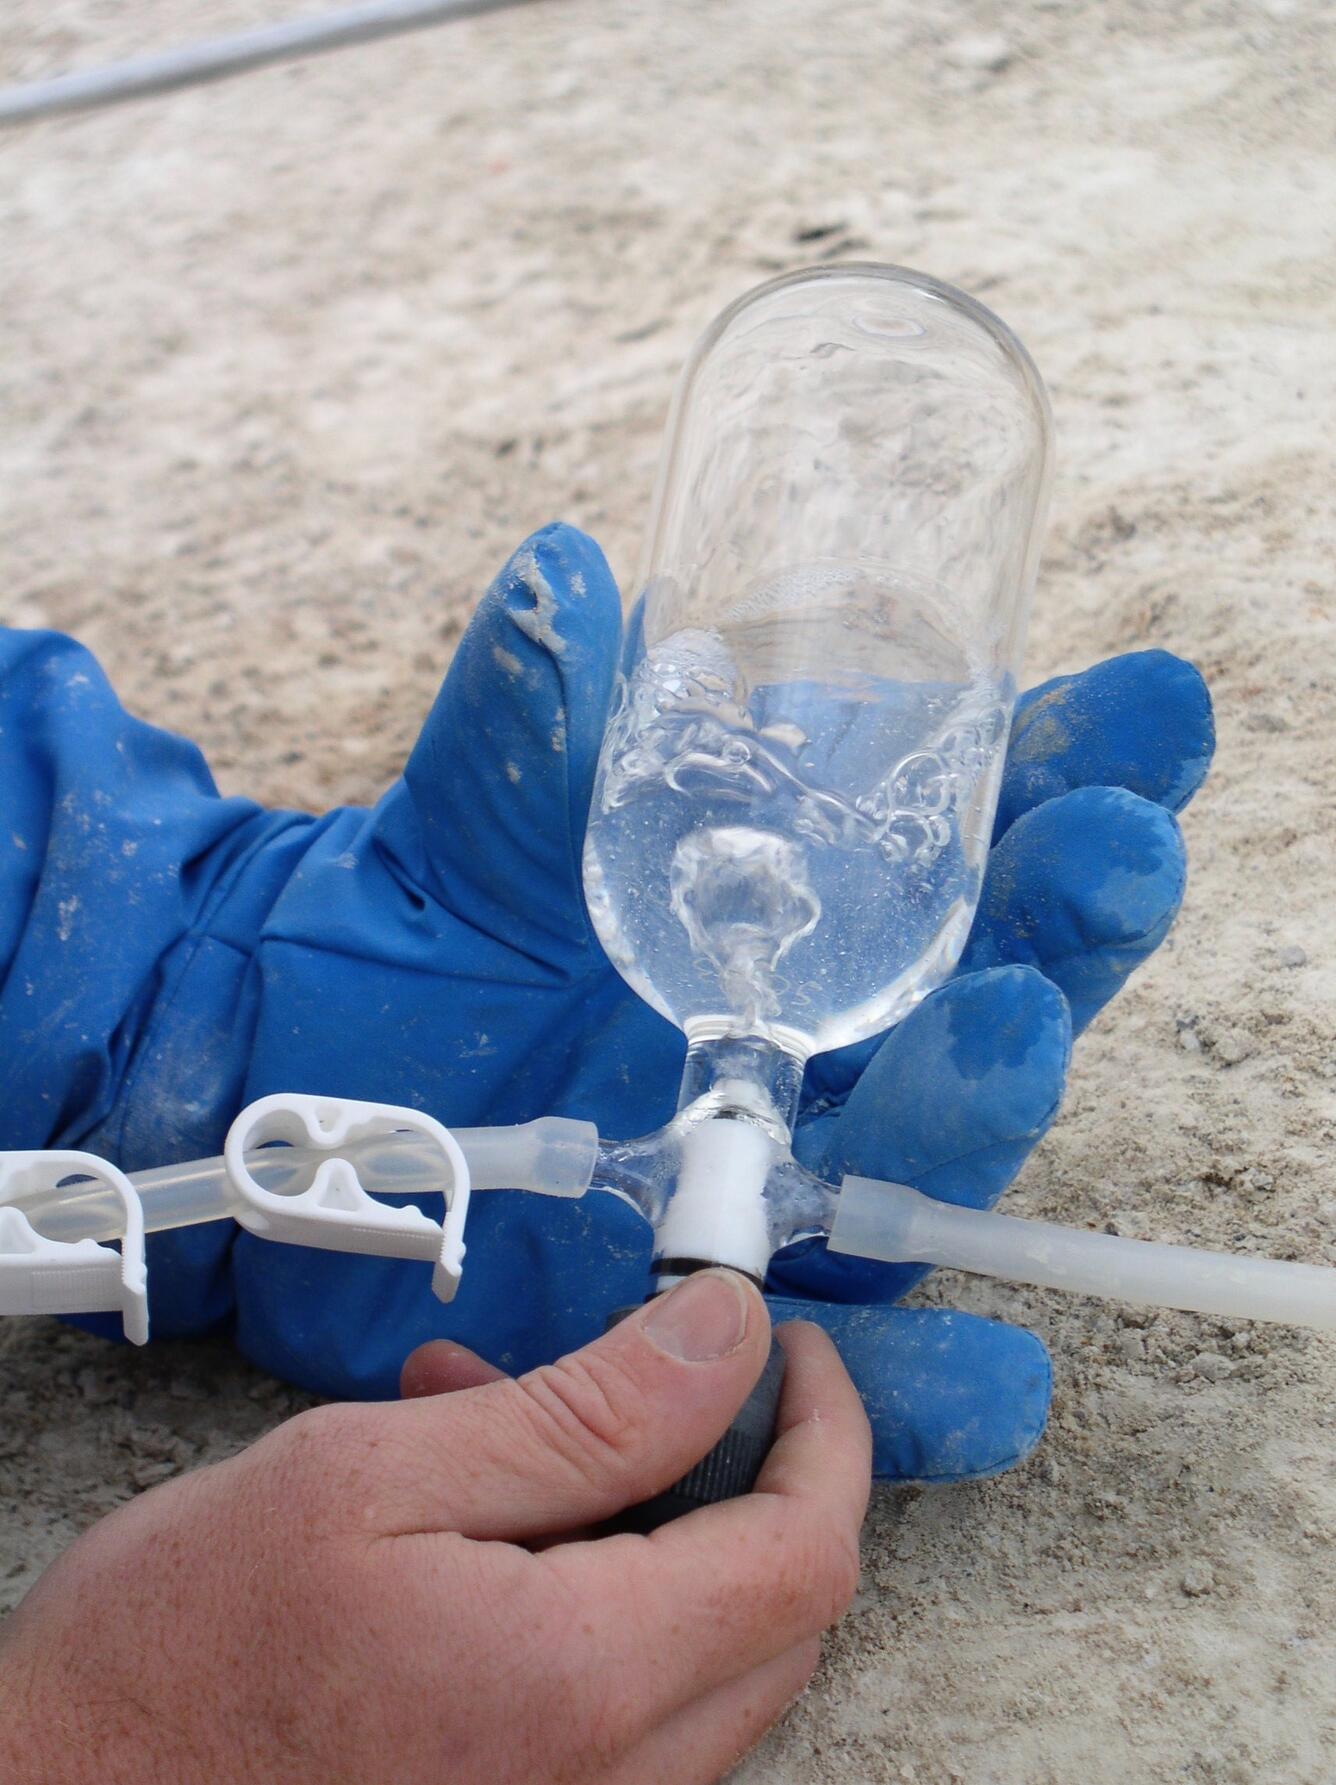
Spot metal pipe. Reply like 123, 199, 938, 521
0, 0, 542, 128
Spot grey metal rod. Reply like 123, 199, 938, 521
0, 0, 542, 127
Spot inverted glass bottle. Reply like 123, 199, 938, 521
584, 265, 1053, 1107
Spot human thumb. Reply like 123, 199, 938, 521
380, 1270, 772, 1540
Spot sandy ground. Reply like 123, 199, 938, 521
2, 1, 1335, 1779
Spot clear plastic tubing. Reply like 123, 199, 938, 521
26, 1119, 599, 1246
831, 1177, 1336, 1330
581, 264, 1054, 1276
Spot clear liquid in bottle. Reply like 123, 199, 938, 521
584, 566, 1011, 1058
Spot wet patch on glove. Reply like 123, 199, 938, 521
773, 966, 1070, 1308
967, 785, 1187, 1033
995, 649, 1214, 838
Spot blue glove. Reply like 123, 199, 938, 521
0, 524, 1213, 1480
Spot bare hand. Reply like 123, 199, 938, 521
0, 1271, 870, 1785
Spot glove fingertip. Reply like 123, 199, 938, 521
398, 525, 622, 943
834, 964, 1072, 1186
1146, 649, 1215, 813
973, 784, 1189, 1036
452, 523, 620, 701
485, 523, 622, 787
998, 648, 1215, 836
771, 1300, 1053, 1483
898, 1318, 1052, 1484
770, 967, 1071, 1309
939, 962, 1073, 1093
497, 522, 621, 649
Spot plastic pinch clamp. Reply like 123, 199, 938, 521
0, 1152, 149, 1344
224, 1094, 470, 1301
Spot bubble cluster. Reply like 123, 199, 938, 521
599, 629, 1006, 874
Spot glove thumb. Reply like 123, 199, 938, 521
391, 523, 623, 960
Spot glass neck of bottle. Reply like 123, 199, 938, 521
675, 1034, 807, 1143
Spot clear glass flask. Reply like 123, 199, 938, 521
583, 264, 1053, 1274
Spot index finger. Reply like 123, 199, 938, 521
747, 1316, 874, 1519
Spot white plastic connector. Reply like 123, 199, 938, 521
653, 1116, 776, 1281
224, 1094, 470, 1302
0, 1151, 149, 1344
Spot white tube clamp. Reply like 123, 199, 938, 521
0, 1152, 149, 1344
224, 1094, 470, 1301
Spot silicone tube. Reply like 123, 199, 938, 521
23, 1119, 599, 1246
830, 1175, 1336, 1330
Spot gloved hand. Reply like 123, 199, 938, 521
0, 524, 1213, 1480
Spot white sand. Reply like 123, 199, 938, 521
2, 2, 1334, 1779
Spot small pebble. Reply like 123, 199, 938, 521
1107, 1209, 1152, 1240
75, 1367, 115, 1404
131, 1459, 178, 1490
1116, 1330, 1146, 1363
1191, 1352, 1234, 1382
1213, 1029, 1255, 1066
129, 1425, 179, 1462
1085, 1490, 1127, 1519
1181, 1562, 1215, 1597
944, 32, 1013, 72
1275, 945, 1307, 968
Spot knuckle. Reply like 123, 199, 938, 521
272, 1403, 352, 1469
516, 1354, 644, 1486
248, 1404, 379, 1509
